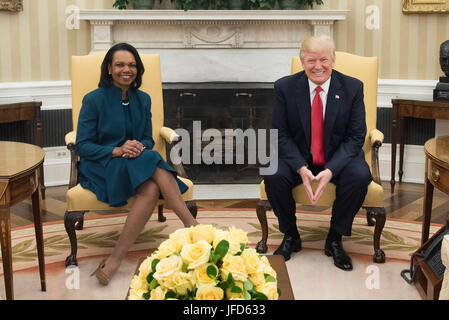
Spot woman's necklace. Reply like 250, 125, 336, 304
121, 99, 129, 107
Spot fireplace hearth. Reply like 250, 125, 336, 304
163, 82, 275, 184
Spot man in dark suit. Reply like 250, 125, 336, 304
264, 35, 371, 271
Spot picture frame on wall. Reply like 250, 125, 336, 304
0, 0, 23, 12
403, 0, 449, 12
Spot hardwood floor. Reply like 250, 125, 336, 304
8, 181, 449, 228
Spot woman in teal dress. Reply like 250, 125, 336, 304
77, 43, 198, 285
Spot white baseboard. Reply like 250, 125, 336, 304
1, 79, 439, 187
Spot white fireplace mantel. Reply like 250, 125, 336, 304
78, 9, 348, 82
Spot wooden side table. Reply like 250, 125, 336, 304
422, 136, 449, 245
0, 141, 46, 300
0, 100, 45, 199
390, 98, 449, 193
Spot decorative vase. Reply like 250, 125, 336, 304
228, 0, 246, 9
278, 0, 298, 9
130, 0, 155, 9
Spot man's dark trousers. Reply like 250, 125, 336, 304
264, 155, 371, 238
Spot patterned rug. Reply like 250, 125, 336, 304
0, 209, 443, 274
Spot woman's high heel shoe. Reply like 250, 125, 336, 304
90, 259, 111, 286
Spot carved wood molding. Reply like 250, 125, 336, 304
0, 0, 23, 12
402, 0, 449, 13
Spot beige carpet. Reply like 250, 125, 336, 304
1, 209, 440, 300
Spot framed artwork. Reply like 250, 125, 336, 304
403, 0, 449, 12
0, 0, 23, 12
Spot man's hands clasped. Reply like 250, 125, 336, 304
113, 140, 145, 159
298, 166, 333, 206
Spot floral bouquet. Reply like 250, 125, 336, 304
128, 224, 280, 300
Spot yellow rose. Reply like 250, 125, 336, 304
212, 228, 229, 249
189, 224, 216, 244
130, 274, 148, 292
169, 228, 191, 251
172, 271, 194, 296
138, 256, 155, 277
249, 271, 265, 287
225, 281, 245, 300
241, 248, 263, 274
257, 282, 279, 300
195, 285, 224, 300
227, 226, 249, 255
149, 286, 168, 300
181, 240, 212, 269
153, 255, 183, 281
154, 239, 178, 260
263, 264, 277, 279
128, 288, 146, 300
194, 263, 218, 286
221, 254, 248, 282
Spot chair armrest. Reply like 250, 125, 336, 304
160, 126, 181, 145
369, 128, 384, 148
369, 128, 384, 185
65, 131, 78, 189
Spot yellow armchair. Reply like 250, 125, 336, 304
64, 52, 197, 266
256, 52, 386, 263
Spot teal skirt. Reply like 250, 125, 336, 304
79, 149, 188, 207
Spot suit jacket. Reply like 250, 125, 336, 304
272, 69, 367, 178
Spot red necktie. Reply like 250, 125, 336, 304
311, 86, 325, 166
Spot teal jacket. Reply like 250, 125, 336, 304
76, 86, 154, 168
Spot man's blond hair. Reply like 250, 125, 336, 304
300, 35, 336, 61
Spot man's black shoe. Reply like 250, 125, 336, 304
273, 234, 302, 261
324, 240, 353, 271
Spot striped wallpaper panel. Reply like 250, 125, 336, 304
0, 0, 448, 82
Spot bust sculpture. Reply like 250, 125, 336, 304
434, 40, 449, 101
440, 40, 449, 81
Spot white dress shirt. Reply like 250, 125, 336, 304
308, 77, 331, 119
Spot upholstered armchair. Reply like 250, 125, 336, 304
440, 234, 449, 299
256, 52, 387, 263
64, 52, 197, 266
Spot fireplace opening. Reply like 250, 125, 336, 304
163, 82, 275, 184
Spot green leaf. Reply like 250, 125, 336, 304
149, 278, 159, 290
254, 291, 268, 300
151, 259, 160, 271
146, 272, 154, 284
182, 262, 189, 273
244, 291, 252, 300
142, 292, 150, 300
264, 274, 276, 283
213, 240, 229, 263
277, 288, 282, 297
231, 286, 243, 294
164, 291, 177, 300
207, 265, 218, 279
240, 243, 246, 252
244, 279, 254, 291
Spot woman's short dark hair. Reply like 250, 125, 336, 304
98, 43, 145, 89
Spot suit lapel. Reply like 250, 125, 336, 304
324, 71, 342, 155
295, 72, 312, 150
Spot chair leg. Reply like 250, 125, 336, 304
64, 210, 86, 267
365, 207, 386, 263
256, 200, 271, 254
158, 204, 166, 222
186, 200, 198, 219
